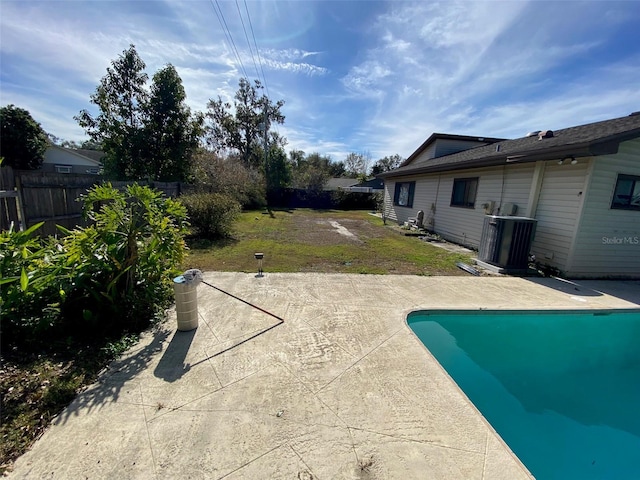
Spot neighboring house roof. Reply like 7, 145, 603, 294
400, 133, 506, 167
354, 177, 384, 189
379, 113, 640, 178
43, 145, 105, 166
324, 177, 359, 190
74, 149, 106, 163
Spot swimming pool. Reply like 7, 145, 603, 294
408, 309, 640, 480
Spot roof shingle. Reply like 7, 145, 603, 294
379, 113, 640, 178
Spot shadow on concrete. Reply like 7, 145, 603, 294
522, 276, 603, 297
55, 325, 171, 424
153, 328, 196, 382
524, 277, 640, 305
578, 279, 640, 305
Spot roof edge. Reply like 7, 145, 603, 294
46, 145, 102, 166
379, 125, 640, 179
401, 132, 507, 167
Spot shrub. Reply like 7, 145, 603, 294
0, 183, 189, 347
330, 190, 378, 210
179, 192, 240, 239
61, 183, 189, 334
0, 223, 64, 343
192, 152, 266, 209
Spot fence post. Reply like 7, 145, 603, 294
14, 174, 27, 231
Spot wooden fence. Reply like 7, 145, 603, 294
0, 166, 181, 236
0, 166, 24, 232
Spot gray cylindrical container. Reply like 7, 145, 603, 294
173, 275, 199, 331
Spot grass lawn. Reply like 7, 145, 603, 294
184, 209, 473, 275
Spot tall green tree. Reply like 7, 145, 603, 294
206, 78, 285, 169
144, 64, 203, 181
264, 145, 291, 195
0, 105, 48, 170
76, 45, 149, 180
371, 154, 403, 175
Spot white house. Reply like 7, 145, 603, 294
42, 145, 104, 174
378, 113, 640, 278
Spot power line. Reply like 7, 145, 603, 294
235, 0, 261, 82
243, 0, 270, 99
208, 0, 249, 80
242, 0, 280, 137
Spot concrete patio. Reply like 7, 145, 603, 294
8, 273, 640, 479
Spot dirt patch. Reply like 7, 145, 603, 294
328, 221, 359, 240
290, 214, 384, 245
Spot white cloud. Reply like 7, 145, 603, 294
262, 48, 322, 61
262, 58, 328, 76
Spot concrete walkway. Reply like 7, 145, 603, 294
8, 274, 640, 479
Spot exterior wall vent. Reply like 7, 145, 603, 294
538, 130, 554, 140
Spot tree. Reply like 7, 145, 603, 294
371, 154, 403, 175
289, 151, 332, 193
344, 152, 371, 177
80, 139, 103, 150
76, 45, 147, 179
77, 46, 203, 181
288, 149, 305, 169
0, 105, 48, 169
328, 160, 346, 177
264, 145, 291, 195
144, 64, 204, 181
76, 45, 149, 180
206, 78, 285, 169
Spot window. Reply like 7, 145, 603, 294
451, 177, 478, 208
55, 165, 72, 174
393, 181, 415, 208
86, 167, 100, 175
611, 174, 640, 210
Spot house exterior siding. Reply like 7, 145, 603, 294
528, 159, 591, 273
42, 147, 101, 174
40, 164, 99, 174
567, 138, 640, 277
384, 163, 535, 248
385, 154, 637, 277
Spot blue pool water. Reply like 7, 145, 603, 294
408, 309, 640, 480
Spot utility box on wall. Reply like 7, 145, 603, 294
478, 216, 537, 271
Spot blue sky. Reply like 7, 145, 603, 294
1, 1, 639, 162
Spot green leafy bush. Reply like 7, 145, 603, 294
1, 183, 188, 347
179, 192, 240, 239
60, 183, 189, 334
0, 223, 64, 342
